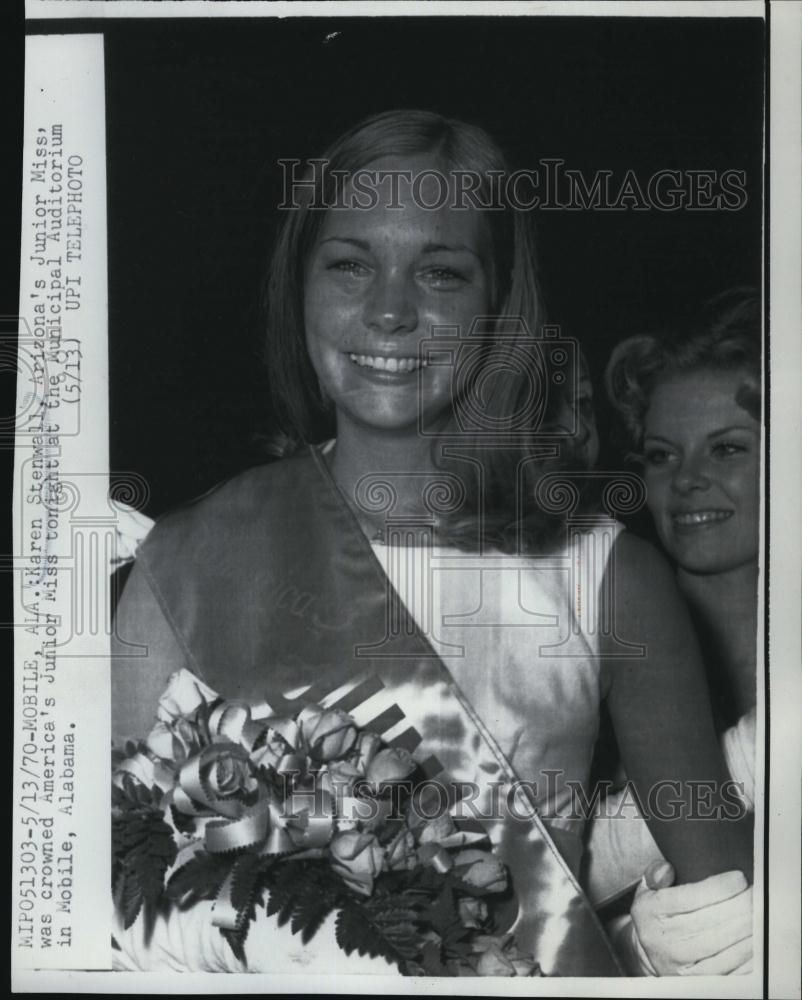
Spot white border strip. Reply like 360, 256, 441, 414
25, 1, 765, 22
13, 31, 110, 974
9, 967, 769, 997
768, 3, 802, 998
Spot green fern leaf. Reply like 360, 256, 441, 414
221, 927, 247, 966
335, 904, 379, 958
116, 870, 144, 930
166, 850, 231, 902
287, 869, 339, 943
421, 939, 448, 976
264, 860, 303, 922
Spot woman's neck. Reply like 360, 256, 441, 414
676, 561, 759, 719
327, 419, 440, 539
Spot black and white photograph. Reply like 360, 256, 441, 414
10, 1, 801, 995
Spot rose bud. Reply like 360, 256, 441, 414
296, 703, 324, 731
113, 753, 155, 789
457, 896, 488, 929
250, 729, 294, 771
453, 849, 508, 893
365, 747, 416, 791
145, 717, 201, 765
156, 669, 216, 721
329, 830, 384, 896
171, 717, 202, 762
203, 747, 255, 799
325, 759, 364, 797
113, 753, 174, 795
352, 731, 382, 774
417, 813, 457, 845
304, 708, 358, 762
145, 721, 179, 761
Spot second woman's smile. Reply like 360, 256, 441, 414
670, 508, 734, 528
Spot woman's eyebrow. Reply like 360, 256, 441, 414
422, 241, 481, 258
318, 236, 482, 260
319, 236, 371, 250
707, 425, 757, 438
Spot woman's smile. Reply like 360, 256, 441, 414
670, 508, 734, 529
348, 353, 428, 373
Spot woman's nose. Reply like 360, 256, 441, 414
363, 273, 418, 334
671, 455, 711, 493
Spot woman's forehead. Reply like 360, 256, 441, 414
315, 175, 490, 254
646, 368, 760, 429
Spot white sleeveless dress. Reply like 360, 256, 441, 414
369, 526, 624, 878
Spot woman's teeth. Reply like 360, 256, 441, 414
673, 510, 734, 526
349, 354, 426, 373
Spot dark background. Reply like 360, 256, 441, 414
92, 16, 763, 516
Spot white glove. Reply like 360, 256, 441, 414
722, 707, 757, 813
610, 860, 753, 976
109, 502, 154, 573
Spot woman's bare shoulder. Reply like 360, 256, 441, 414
607, 529, 678, 596
600, 529, 695, 667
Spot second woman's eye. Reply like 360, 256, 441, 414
643, 447, 676, 467
711, 441, 749, 459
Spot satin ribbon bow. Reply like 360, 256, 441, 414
155, 700, 391, 930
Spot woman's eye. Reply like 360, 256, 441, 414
711, 441, 748, 459
643, 448, 675, 467
328, 260, 370, 278
420, 267, 467, 288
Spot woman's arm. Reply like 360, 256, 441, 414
600, 532, 753, 886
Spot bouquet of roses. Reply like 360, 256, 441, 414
112, 671, 541, 976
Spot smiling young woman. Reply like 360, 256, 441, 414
111, 112, 753, 977
605, 289, 761, 726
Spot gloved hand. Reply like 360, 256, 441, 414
609, 860, 753, 976
110, 501, 154, 573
